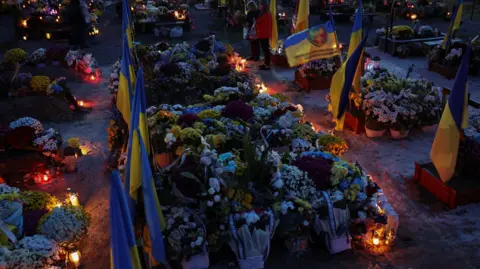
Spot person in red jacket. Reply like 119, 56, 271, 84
255, 1, 273, 70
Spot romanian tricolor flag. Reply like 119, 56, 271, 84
117, 36, 136, 129
285, 21, 340, 67
122, 0, 134, 50
138, 128, 167, 264
329, 35, 368, 130
294, 0, 309, 33
430, 43, 470, 183
347, 0, 363, 93
442, 0, 464, 50
270, 0, 278, 50
110, 170, 142, 269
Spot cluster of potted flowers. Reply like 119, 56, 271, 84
295, 56, 342, 91
108, 38, 253, 106
129, 0, 191, 32
1, 117, 62, 156
427, 41, 480, 78
131, 78, 398, 267
358, 69, 443, 138
0, 184, 89, 268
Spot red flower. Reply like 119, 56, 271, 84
7, 126, 35, 149
222, 100, 253, 121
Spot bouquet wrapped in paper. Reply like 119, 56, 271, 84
228, 209, 274, 269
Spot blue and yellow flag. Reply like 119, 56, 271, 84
442, 0, 464, 50
430, 44, 470, 183
294, 0, 309, 33
122, 0, 134, 50
110, 170, 142, 269
285, 21, 340, 67
330, 35, 368, 130
138, 130, 167, 264
347, 0, 363, 93
270, 0, 278, 50
117, 36, 136, 129
124, 67, 150, 209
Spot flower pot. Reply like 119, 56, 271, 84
365, 127, 386, 138
390, 128, 409, 139
181, 252, 209, 269
421, 124, 437, 133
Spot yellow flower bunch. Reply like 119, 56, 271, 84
330, 162, 349, 186
179, 127, 202, 141
4, 48, 27, 64
21, 191, 60, 211
193, 122, 207, 132
67, 137, 80, 148
30, 76, 52, 93
169, 125, 182, 138
206, 134, 226, 149
344, 184, 361, 202
93, 9, 103, 17
223, 43, 235, 56
203, 94, 214, 102
241, 193, 253, 209
392, 25, 413, 35
198, 109, 221, 119
316, 134, 348, 156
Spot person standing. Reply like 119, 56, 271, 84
67, 0, 88, 49
246, 1, 260, 61
255, 0, 272, 70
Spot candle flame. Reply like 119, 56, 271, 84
78, 100, 84, 107
373, 237, 380, 245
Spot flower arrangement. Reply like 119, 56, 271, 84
30, 76, 52, 93
108, 60, 121, 93
298, 57, 339, 78
1, 235, 61, 269
130, 38, 399, 266
38, 205, 90, 247
3, 48, 27, 65
28, 48, 47, 64
9, 117, 44, 134
164, 206, 207, 260
315, 134, 348, 156
21, 191, 60, 211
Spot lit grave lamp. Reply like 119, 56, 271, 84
21, 19, 27, 27
66, 188, 80, 206
23, 35, 27, 40
46, 32, 51, 39
256, 83, 268, 94
39, 16, 43, 20
174, 10, 186, 20
409, 13, 417, 20
68, 249, 81, 268
63, 146, 77, 173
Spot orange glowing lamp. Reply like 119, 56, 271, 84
69, 250, 81, 267
46, 33, 51, 39
78, 100, 84, 107
67, 188, 80, 206
410, 13, 417, 20
21, 20, 27, 27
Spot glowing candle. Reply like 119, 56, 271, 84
373, 237, 380, 245
69, 250, 81, 267
46, 33, 51, 39
78, 100, 84, 107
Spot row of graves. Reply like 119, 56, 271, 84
0, 44, 102, 267
107, 33, 400, 267
266, 0, 480, 233
124, 0, 192, 38
17, 0, 104, 41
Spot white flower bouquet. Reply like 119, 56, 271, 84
163, 206, 208, 268
28, 48, 47, 64
38, 206, 89, 247
298, 57, 339, 78
9, 117, 44, 134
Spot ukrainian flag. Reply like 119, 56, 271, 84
117, 36, 136, 129
329, 9, 342, 56
122, 0, 134, 50
285, 21, 340, 67
138, 128, 167, 264
430, 44, 470, 183
110, 170, 142, 269
330, 35, 368, 130
294, 0, 309, 33
270, 0, 278, 50
347, 0, 363, 93
125, 67, 150, 208
441, 0, 464, 50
